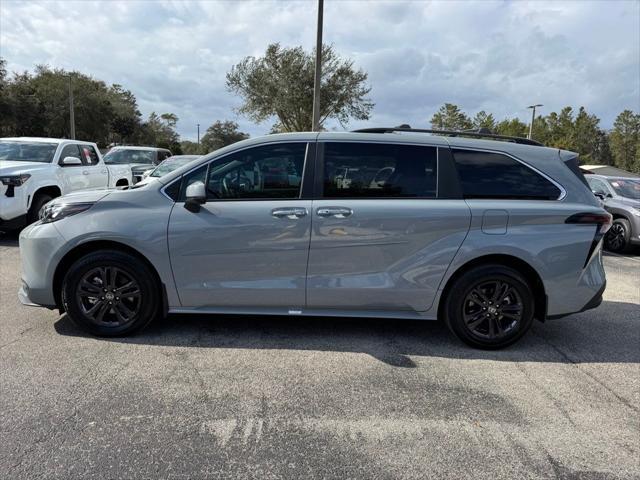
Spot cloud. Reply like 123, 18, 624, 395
1, 0, 638, 140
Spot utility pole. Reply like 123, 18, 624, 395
68, 76, 76, 140
527, 104, 542, 140
197, 124, 200, 145
311, 0, 324, 132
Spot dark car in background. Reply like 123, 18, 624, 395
585, 174, 640, 252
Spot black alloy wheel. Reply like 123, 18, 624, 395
76, 266, 142, 327
444, 265, 535, 349
462, 280, 523, 341
62, 250, 159, 336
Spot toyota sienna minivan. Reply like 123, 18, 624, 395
19, 128, 611, 349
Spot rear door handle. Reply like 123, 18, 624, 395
317, 207, 353, 218
271, 207, 308, 219
82, 170, 89, 175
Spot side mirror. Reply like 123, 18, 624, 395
184, 181, 206, 213
61, 156, 82, 166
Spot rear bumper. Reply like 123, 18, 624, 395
547, 280, 605, 320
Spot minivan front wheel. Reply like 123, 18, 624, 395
62, 250, 159, 336
444, 265, 535, 349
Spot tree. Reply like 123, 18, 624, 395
495, 118, 528, 138
226, 43, 373, 132
141, 112, 181, 151
609, 110, 640, 173
180, 140, 201, 155
200, 120, 249, 153
0, 62, 146, 146
430, 103, 472, 131
572, 107, 609, 164
472, 111, 496, 131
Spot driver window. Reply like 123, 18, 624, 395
205, 143, 307, 200
59, 144, 82, 166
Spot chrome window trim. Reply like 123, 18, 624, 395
160, 139, 311, 202
449, 146, 567, 201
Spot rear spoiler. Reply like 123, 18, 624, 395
559, 151, 590, 188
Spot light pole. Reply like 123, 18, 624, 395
197, 124, 200, 145
311, 0, 324, 132
527, 104, 542, 140
68, 75, 76, 140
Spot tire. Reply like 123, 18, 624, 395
62, 250, 159, 336
27, 193, 53, 224
604, 218, 632, 253
443, 265, 535, 349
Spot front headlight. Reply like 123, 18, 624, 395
0, 174, 31, 186
39, 202, 95, 224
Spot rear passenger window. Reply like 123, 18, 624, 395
322, 143, 437, 198
452, 149, 561, 200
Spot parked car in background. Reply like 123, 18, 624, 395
103, 146, 172, 184
18, 127, 610, 349
585, 174, 640, 252
0, 137, 132, 232
139, 155, 200, 183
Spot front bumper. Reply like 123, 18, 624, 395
18, 221, 68, 308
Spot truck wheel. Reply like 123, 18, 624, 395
444, 265, 535, 349
62, 250, 159, 336
27, 194, 53, 224
604, 218, 631, 253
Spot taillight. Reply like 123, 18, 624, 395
565, 212, 612, 234
566, 211, 613, 267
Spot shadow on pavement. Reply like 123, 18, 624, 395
0, 231, 19, 247
54, 299, 639, 367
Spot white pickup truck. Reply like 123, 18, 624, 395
0, 137, 132, 231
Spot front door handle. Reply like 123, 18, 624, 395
317, 207, 353, 218
271, 207, 308, 219
82, 170, 89, 175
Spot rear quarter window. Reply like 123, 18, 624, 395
452, 149, 561, 200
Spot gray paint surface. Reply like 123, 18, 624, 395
19, 132, 607, 321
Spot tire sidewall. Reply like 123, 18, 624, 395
27, 194, 53, 224
62, 251, 158, 336
445, 266, 535, 349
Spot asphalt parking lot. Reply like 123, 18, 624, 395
0, 233, 638, 480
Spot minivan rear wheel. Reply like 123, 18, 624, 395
62, 250, 159, 336
444, 265, 535, 349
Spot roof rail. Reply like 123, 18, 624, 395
352, 126, 544, 147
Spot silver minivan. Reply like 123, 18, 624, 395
19, 128, 611, 348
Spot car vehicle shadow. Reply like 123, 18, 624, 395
0, 231, 19, 246
53, 299, 639, 367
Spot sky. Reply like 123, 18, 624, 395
1, 0, 639, 141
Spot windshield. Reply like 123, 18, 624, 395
0, 141, 58, 163
104, 149, 155, 165
150, 156, 198, 177
607, 178, 640, 199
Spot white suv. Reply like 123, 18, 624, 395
0, 137, 132, 231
